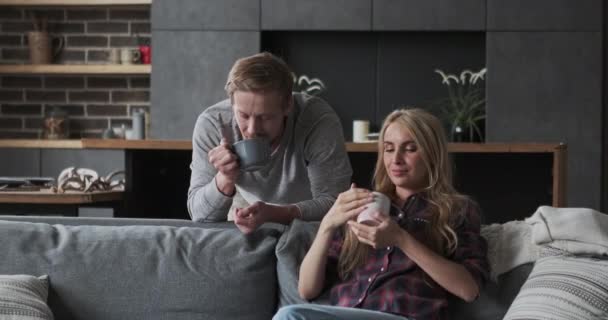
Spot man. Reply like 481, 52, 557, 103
188, 52, 352, 233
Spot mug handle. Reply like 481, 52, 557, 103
51, 36, 64, 60
132, 50, 141, 63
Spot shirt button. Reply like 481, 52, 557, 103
386, 246, 391, 251
358, 298, 363, 303
380, 267, 385, 272
368, 277, 372, 282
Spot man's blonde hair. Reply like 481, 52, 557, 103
225, 52, 294, 104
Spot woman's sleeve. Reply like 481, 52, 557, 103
450, 200, 491, 290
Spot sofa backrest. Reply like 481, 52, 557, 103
0, 217, 282, 320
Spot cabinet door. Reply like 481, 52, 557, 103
152, 0, 259, 30
151, 31, 259, 139
487, 0, 601, 31
41, 150, 124, 178
486, 31, 602, 208
0, 149, 40, 176
261, 0, 371, 30
373, 0, 485, 31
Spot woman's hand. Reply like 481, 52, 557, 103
347, 212, 407, 249
320, 183, 373, 233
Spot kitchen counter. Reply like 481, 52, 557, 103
0, 139, 564, 153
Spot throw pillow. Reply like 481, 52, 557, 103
0, 274, 53, 320
275, 219, 320, 307
504, 255, 608, 320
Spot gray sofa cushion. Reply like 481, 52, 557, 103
275, 219, 320, 307
0, 219, 280, 320
0, 216, 220, 228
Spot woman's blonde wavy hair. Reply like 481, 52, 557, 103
338, 108, 469, 279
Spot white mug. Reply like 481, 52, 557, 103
108, 48, 120, 64
120, 48, 140, 64
357, 192, 390, 226
353, 120, 370, 143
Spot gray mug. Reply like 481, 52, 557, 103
232, 138, 271, 172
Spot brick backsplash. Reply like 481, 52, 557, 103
0, 6, 150, 139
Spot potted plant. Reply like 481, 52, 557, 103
432, 68, 487, 142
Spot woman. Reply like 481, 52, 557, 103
274, 108, 490, 320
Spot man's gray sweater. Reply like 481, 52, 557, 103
187, 93, 353, 222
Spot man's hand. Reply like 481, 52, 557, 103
234, 202, 300, 234
234, 201, 269, 234
208, 138, 239, 196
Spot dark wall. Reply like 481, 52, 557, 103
151, 0, 605, 212
485, 0, 603, 210
604, 0, 607, 212
262, 32, 485, 140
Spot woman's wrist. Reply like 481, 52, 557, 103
396, 229, 412, 253
319, 216, 338, 236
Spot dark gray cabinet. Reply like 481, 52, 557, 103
373, 0, 485, 31
151, 31, 260, 139
152, 0, 260, 30
486, 31, 602, 208
0, 148, 123, 182
148, 0, 605, 210
40, 150, 124, 178
261, 0, 371, 30
376, 33, 485, 124
487, 0, 601, 31
0, 149, 40, 176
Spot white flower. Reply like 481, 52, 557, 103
293, 74, 326, 95
470, 68, 487, 85
460, 70, 474, 84
434, 69, 460, 85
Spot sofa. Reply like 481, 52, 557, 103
0, 215, 564, 320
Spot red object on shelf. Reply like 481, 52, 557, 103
139, 45, 151, 64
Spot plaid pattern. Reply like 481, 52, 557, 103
327, 194, 490, 320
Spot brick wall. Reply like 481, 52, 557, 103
0, 6, 150, 138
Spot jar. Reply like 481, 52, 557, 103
42, 108, 69, 139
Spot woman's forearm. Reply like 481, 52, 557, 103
298, 223, 335, 300
397, 232, 479, 302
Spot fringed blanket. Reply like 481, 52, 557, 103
481, 206, 608, 281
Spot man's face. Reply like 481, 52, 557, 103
232, 90, 291, 148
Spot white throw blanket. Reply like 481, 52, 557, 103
481, 220, 539, 281
482, 206, 608, 281
526, 206, 608, 257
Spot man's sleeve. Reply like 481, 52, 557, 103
295, 110, 353, 221
187, 113, 233, 222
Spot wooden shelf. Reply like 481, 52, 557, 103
0, 139, 83, 149
82, 139, 192, 150
0, 139, 565, 153
0, 64, 151, 75
0, 189, 123, 204
346, 142, 565, 153
0, 0, 150, 5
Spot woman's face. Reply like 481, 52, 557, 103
382, 122, 428, 197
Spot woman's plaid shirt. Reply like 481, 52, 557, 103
326, 194, 490, 320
